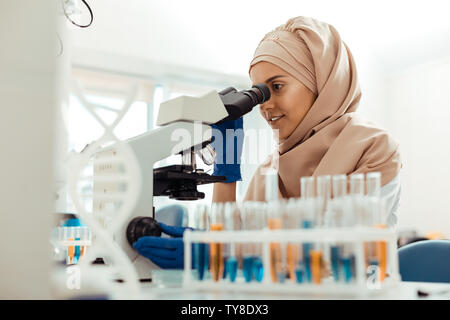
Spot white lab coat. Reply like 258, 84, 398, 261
381, 174, 401, 229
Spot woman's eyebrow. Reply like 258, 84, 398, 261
264, 75, 287, 83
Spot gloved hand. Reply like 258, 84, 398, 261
210, 117, 244, 183
133, 222, 192, 269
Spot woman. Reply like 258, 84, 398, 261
213, 16, 401, 222
133, 16, 402, 268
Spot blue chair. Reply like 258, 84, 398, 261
398, 240, 450, 283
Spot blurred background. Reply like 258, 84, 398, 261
63, 0, 450, 240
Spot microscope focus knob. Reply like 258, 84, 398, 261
126, 216, 162, 246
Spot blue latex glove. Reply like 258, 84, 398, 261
210, 117, 244, 183
133, 222, 192, 269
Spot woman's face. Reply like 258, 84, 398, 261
249, 61, 316, 140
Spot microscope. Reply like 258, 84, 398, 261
93, 83, 270, 280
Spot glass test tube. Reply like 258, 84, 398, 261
366, 172, 381, 198
193, 204, 209, 281
80, 226, 90, 259
285, 199, 300, 282
241, 202, 265, 283
316, 175, 332, 281
74, 227, 81, 264
332, 174, 354, 283
265, 170, 284, 282
223, 202, 240, 282
366, 172, 386, 281
301, 176, 323, 284
267, 201, 285, 283
67, 227, 75, 265
300, 177, 315, 283
350, 173, 366, 226
316, 175, 331, 227
210, 203, 225, 282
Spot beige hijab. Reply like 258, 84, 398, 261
244, 16, 402, 201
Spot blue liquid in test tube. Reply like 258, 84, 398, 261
341, 257, 353, 283
194, 243, 209, 281
295, 262, 304, 283
223, 256, 228, 279
74, 237, 81, 264
253, 257, 264, 282
330, 246, 340, 281
243, 256, 254, 282
225, 257, 238, 282
302, 220, 313, 282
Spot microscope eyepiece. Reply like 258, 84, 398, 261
217, 83, 271, 122
248, 83, 271, 105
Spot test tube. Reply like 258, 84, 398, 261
316, 175, 331, 227
74, 227, 81, 264
316, 175, 332, 280
332, 174, 355, 283
223, 202, 240, 282
193, 204, 209, 281
267, 201, 285, 283
301, 176, 325, 284
252, 202, 265, 282
241, 202, 253, 283
350, 173, 366, 226
210, 203, 225, 282
350, 173, 365, 197
241, 202, 265, 283
265, 168, 279, 202
366, 172, 381, 198
80, 226, 90, 258
265, 169, 284, 282
299, 177, 314, 282
67, 227, 75, 265
285, 198, 301, 281
366, 172, 387, 282
300, 176, 315, 199
332, 174, 347, 199
302, 201, 315, 283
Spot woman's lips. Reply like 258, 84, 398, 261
269, 115, 285, 126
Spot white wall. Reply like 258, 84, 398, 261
385, 56, 450, 238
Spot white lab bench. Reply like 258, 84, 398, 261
139, 280, 450, 300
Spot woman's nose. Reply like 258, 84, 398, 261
259, 99, 274, 113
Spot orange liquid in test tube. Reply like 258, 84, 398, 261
210, 223, 224, 282
68, 238, 75, 264
375, 224, 387, 281
268, 218, 282, 282
310, 250, 323, 284
287, 243, 298, 280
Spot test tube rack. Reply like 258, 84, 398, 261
51, 226, 92, 264
182, 227, 400, 297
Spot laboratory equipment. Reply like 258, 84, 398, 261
331, 174, 355, 283
365, 172, 387, 281
192, 204, 209, 281
91, 83, 270, 280
51, 225, 92, 265
223, 202, 241, 282
241, 202, 266, 283
300, 177, 317, 283
284, 199, 301, 282
267, 201, 284, 283
182, 184, 400, 295
210, 203, 225, 282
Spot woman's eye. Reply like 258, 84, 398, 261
272, 83, 283, 91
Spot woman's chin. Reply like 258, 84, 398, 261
271, 129, 287, 141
